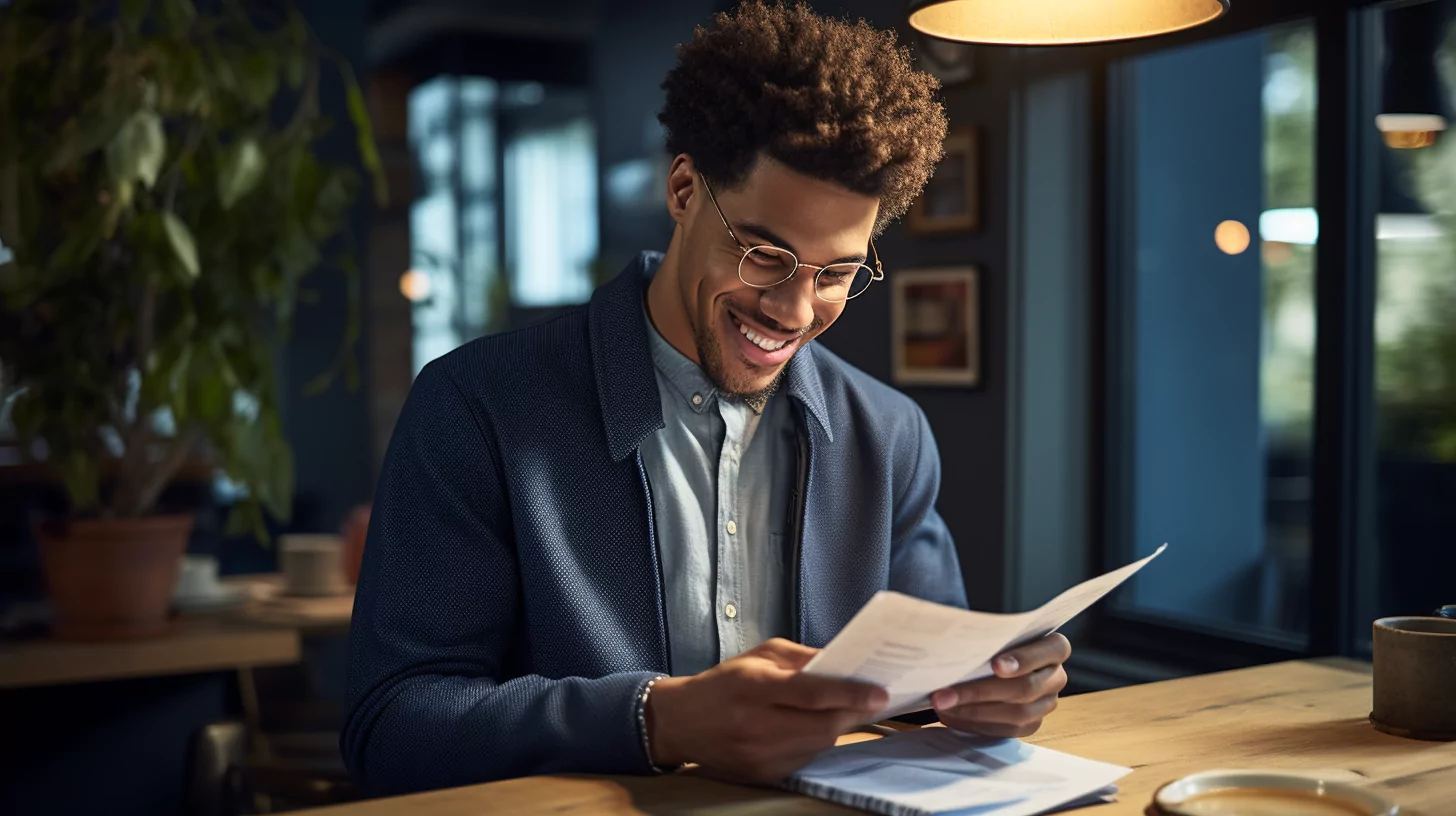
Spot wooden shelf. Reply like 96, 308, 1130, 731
0, 618, 301, 689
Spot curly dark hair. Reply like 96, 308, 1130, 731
658, 2, 946, 234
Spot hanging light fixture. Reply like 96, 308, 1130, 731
907, 0, 1229, 46
1377, 2, 1450, 149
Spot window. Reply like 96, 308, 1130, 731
1360, 0, 1456, 631
1106, 22, 1317, 645
407, 78, 597, 375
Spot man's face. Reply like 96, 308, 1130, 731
671, 156, 879, 402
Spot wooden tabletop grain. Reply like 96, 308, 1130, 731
0, 617, 300, 689
294, 658, 1456, 816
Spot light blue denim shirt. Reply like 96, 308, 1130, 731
639, 307, 796, 677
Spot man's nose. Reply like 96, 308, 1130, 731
758, 272, 818, 332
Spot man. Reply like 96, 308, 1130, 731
342, 1, 1070, 795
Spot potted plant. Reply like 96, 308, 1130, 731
0, 0, 385, 639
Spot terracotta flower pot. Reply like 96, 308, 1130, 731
34, 514, 194, 640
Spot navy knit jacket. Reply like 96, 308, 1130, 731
341, 252, 969, 795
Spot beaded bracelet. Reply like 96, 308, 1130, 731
636, 674, 682, 774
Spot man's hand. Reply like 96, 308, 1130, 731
646, 638, 888, 783
930, 633, 1071, 738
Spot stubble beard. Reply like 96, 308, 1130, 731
694, 317, 785, 414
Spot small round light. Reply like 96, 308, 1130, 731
399, 269, 432, 302
1215, 220, 1251, 255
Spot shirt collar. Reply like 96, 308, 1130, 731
587, 252, 834, 460
642, 303, 718, 414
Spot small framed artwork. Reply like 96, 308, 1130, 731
909, 129, 979, 234
892, 267, 980, 388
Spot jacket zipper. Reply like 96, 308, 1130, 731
635, 450, 673, 673
788, 419, 810, 643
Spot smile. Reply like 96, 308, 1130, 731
736, 319, 790, 351
727, 310, 800, 364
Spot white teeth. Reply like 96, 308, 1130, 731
734, 316, 787, 352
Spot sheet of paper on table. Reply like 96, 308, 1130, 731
803, 544, 1166, 720
786, 729, 1132, 816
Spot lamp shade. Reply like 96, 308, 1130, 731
908, 0, 1230, 46
1377, 1, 1450, 148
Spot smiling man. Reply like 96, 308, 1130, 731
342, 1, 1070, 795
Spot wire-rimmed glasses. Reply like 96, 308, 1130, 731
699, 173, 884, 303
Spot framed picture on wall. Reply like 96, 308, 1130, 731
908, 128, 979, 234
892, 267, 980, 387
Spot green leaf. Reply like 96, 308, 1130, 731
217, 138, 266, 209
101, 179, 134, 239
47, 104, 133, 176
106, 111, 167, 190
121, 0, 152, 34
223, 503, 255, 538
211, 340, 238, 390
276, 222, 320, 278
161, 212, 199, 279
237, 50, 279, 109
344, 81, 388, 207
48, 208, 104, 271
59, 450, 100, 514
159, 0, 196, 35
194, 371, 227, 421
121, 0, 152, 32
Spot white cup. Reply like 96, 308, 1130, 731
175, 554, 221, 599
279, 534, 345, 597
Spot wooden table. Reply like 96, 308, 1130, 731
0, 617, 300, 689
291, 658, 1456, 815
220, 573, 355, 632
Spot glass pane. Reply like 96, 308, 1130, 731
1363, 0, 1456, 631
503, 85, 598, 308
1109, 22, 1316, 643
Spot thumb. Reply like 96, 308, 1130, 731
751, 637, 821, 670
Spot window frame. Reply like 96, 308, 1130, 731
1061, 0, 1388, 676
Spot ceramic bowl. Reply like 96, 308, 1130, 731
1154, 770, 1399, 816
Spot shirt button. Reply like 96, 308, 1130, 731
726, 520, 737, 535
724, 603, 738, 619
691, 394, 703, 406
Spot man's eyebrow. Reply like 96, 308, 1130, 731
735, 221, 867, 266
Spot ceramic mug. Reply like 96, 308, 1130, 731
279, 534, 345, 597
174, 554, 221, 599
1371, 615, 1456, 741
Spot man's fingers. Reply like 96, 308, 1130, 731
773, 672, 888, 712
750, 637, 822, 670
992, 633, 1072, 677
934, 664, 1066, 708
931, 693, 1059, 734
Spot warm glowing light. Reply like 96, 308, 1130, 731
1376, 114, 1447, 149
908, 0, 1228, 46
1383, 130, 1440, 149
1215, 220, 1251, 255
399, 269, 432, 302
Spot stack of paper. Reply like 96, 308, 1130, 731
786, 729, 1131, 816
782, 546, 1166, 814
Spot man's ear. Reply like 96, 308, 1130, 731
665, 154, 697, 225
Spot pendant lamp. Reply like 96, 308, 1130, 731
1377, 2, 1450, 149
907, 0, 1230, 46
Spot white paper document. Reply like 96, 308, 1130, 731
786, 729, 1132, 816
803, 544, 1166, 719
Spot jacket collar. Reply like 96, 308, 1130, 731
588, 252, 834, 461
